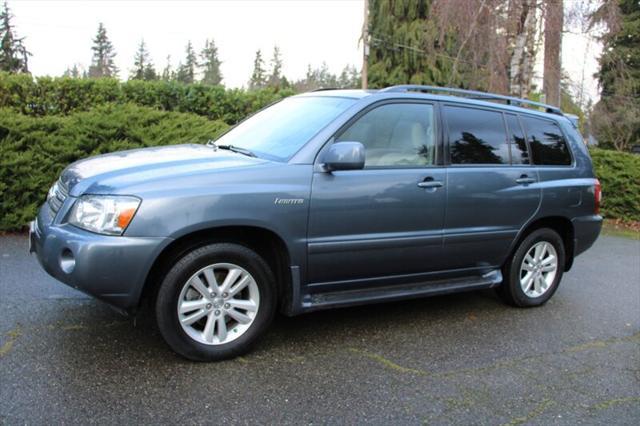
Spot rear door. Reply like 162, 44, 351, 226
441, 105, 541, 270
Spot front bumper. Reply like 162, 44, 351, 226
30, 203, 170, 312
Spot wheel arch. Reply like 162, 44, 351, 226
510, 216, 575, 271
139, 225, 294, 313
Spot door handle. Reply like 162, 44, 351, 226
516, 175, 536, 185
417, 178, 444, 189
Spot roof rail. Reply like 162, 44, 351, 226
380, 85, 563, 115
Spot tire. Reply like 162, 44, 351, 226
155, 243, 277, 361
499, 228, 565, 307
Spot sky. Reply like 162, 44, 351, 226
10, 0, 601, 103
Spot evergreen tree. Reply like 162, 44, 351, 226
88, 23, 118, 78
130, 39, 156, 80
591, 0, 640, 151
338, 65, 360, 88
131, 39, 147, 80
0, 1, 30, 73
200, 38, 222, 85
248, 49, 266, 89
595, 0, 639, 99
293, 62, 345, 91
267, 45, 283, 88
292, 64, 318, 92
161, 55, 173, 81
367, 0, 457, 88
63, 64, 81, 78
314, 62, 336, 87
176, 41, 197, 84
143, 63, 157, 81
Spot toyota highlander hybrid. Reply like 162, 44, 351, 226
30, 85, 602, 361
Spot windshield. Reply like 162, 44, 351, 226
214, 96, 357, 161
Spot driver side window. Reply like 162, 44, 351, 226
336, 103, 435, 168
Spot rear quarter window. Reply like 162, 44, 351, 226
521, 116, 572, 166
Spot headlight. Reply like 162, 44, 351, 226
47, 182, 58, 201
69, 195, 141, 235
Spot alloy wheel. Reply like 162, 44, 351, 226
177, 263, 260, 345
519, 241, 558, 298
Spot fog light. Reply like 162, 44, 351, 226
60, 248, 76, 274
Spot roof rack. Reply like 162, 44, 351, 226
380, 85, 563, 116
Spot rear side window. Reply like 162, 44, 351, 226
521, 116, 572, 166
444, 106, 509, 165
504, 114, 529, 164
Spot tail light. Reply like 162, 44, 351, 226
594, 179, 602, 215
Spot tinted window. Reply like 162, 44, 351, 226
336, 103, 435, 167
521, 116, 572, 166
445, 106, 509, 164
215, 96, 356, 162
505, 114, 529, 164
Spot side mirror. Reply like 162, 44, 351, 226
322, 141, 365, 172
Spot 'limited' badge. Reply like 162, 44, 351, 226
274, 198, 304, 205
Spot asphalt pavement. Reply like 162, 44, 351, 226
1, 234, 639, 425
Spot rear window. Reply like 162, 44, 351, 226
444, 106, 509, 165
521, 116, 572, 166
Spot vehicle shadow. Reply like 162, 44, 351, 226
39, 287, 506, 367
262, 289, 505, 353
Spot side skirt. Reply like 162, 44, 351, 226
298, 269, 502, 313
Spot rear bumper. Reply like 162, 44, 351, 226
572, 214, 603, 257
30, 204, 170, 313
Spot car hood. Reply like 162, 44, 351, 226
61, 144, 269, 196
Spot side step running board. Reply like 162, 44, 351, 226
301, 270, 502, 312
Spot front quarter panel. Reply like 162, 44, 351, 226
123, 163, 313, 267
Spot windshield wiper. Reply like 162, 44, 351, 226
211, 142, 257, 158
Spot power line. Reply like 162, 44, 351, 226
369, 33, 494, 70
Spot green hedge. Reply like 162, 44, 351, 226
0, 73, 638, 231
0, 74, 296, 232
0, 104, 229, 231
590, 148, 640, 222
0, 73, 294, 124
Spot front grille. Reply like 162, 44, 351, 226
47, 180, 69, 214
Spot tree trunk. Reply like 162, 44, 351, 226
509, 0, 538, 98
543, 0, 563, 106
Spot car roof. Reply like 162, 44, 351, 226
296, 89, 373, 99
297, 87, 567, 122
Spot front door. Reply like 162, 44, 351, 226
307, 101, 447, 289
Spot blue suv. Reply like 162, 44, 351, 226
30, 85, 603, 361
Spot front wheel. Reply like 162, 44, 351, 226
155, 243, 277, 361
499, 228, 565, 307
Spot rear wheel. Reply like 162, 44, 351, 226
499, 228, 565, 307
155, 243, 276, 361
